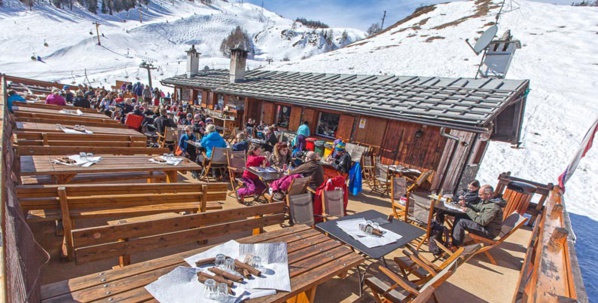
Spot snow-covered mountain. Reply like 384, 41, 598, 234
0, 0, 364, 87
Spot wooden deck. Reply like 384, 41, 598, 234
33, 173, 533, 303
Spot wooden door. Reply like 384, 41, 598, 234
302, 108, 317, 135
354, 116, 387, 154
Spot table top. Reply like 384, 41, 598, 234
40, 225, 364, 303
429, 195, 466, 215
20, 155, 200, 176
13, 105, 110, 119
15, 122, 144, 137
316, 209, 425, 260
248, 166, 284, 182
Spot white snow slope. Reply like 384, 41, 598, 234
0, 0, 364, 87
270, 0, 598, 219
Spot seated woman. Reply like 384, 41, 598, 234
263, 127, 278, 153
232, 133, 249, 152
179, 125, 199, 178
454, 180, 481, 206
269, 142, 290, 169
237, 145, 269, 203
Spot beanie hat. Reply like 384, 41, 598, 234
335, 141, 346, 152
63, 85, 70, 90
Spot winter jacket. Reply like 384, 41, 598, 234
289, 160, 324, 189
313, 176, 348, 222
331, 152, 352, 174
73, 96, 91, 108
7, 94, 25, 112
134, 83, 143, 96
45, 94, 66, 106
142, 88, 152, 98
179, 133, 197, 153
200, 131, 227, 158
269, 153, 290, 169
232, 140, 249, 152
453, 188, 480, 207
465, 200, 503, 238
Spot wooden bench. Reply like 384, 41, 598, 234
15, 146, 168, 156
16, 182, 229, 259
13, 101, 99, 114
19, 171, 168, 185
71, 202, 286, 266
15, 116, 126, 128
14, 132, 147, 148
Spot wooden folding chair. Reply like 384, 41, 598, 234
200, 147, 229, 182
502, 181, 537, 220
365, 259, 459, 303
320, 187, 345, 221
157, 127, 177, 149
394, 243, 482, 285
226, 150, 246, 199
390, 175, 408, 221
392, 170, 433, 221
361, 151, 376, 187
371, 160, 391, 197
469, 212, 528, 264
287, 192, 315, 227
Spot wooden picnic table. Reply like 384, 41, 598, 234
20, 155, 200, 183
40, 224, 365, 303
15, 122, 141, 136
13, 105, 112, 120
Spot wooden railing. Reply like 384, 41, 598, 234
513, 185, 588, 302
0, 73, 8, 303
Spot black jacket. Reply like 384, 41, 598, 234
331, 152, 352, 174
154, 115, 176, 134
73, 96, 90, 108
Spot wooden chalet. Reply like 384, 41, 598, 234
162, 47, 530, 192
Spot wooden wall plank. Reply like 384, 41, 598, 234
288, 106, 302, 132
262, 102, 275, 125
302, 108, 317, 135
336, 115, 354, 141
354, 116, 387, 154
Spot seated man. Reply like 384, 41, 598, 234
288, 151, 324, 190
452, 185, 503, 247
328, 141, 352, 175
154, 109, 176, 135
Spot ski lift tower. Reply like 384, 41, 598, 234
466, 25, 521, 79
137, 55, 157, 88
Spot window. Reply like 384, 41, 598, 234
316, 112, 340, 138
195, 90, 202, 105
276, 105, 291, 128
216, 94, 224, 110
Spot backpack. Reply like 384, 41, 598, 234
428, 219, 450, 256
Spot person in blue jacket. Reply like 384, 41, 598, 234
199, 124, 227, 159
7, 90, 25, 113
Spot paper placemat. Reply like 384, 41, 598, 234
149, 156, 183, 166
336, 218, 403, 248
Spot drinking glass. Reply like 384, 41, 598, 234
215, 254, 225, 268
79, 152, 87, 161
217, 282, 228, 302
203, 279, 216, 299
224, 257, 235, 272
252, 256, 262, 269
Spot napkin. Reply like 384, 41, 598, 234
336, 218, 403, 248
149, 156, 183, 166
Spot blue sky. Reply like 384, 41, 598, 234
246, 0, 575, 31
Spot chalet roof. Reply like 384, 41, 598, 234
161, 70, 530, 132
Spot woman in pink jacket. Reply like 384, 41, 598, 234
237, 145, 269, 203
45, 88, 66, 106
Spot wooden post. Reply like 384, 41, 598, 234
550, 204, 563, 220
548, 227, 569, 253
93, 22, 101, 46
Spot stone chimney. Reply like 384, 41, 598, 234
229, 47, 248, 83
186, 44, 200, 78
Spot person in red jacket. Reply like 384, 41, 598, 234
236, 145, 270, 203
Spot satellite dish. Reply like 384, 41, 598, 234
466, 25, 498, 55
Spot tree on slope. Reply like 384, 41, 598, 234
220, 26, 255, 58
367, 23, 381, 37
